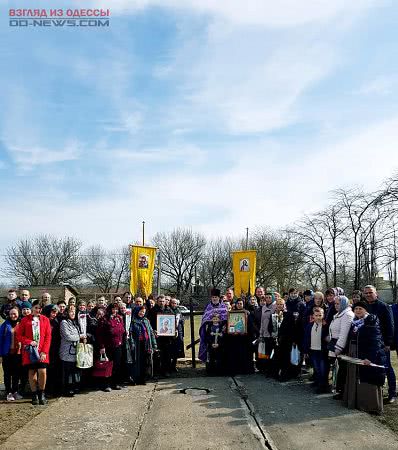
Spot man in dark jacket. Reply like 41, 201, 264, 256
148, 295, 173, 377
0, 289, 19, 320
285, 288, 306, 316
363, 285, 396, 403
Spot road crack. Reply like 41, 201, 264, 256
131, 383, 158, 450
231, 377, 278, 450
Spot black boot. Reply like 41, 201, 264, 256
31, 391, 39, 406
38, 390, 48, 405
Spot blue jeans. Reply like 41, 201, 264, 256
310, 350, 328, 387
386, 350, 397, 398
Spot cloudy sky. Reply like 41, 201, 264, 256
1, 0, 398, 254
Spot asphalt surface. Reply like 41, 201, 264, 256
1, 374, 398, 450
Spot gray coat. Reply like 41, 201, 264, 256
259, 303, 276, 338
59, 319, 80, 362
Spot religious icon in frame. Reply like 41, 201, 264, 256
240, 258, 250, 272
138, 253, 149, 269
227, 311, 247, 335
156, 314, 176, 337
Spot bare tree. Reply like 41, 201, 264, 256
200, 238, 234, 290
153, 228, 206, 298
83, 245, 130, 293
301, 265, 324, 291
334, 188, 384, 289
321, 205, 348, 286
3, 235, 83, 286
250, 228, 305, 292
288, 215, 332, 288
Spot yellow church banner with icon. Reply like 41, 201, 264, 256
130, 246, 157, 297
232, 250, 257, 296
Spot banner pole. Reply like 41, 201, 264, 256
190, 266, 197, 368
142, 221, 145, 246
157, 251, 161, 296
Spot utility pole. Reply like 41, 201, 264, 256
245, 227, 249, 250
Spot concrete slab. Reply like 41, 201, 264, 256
2, 374, 398, 450
239, 374, 398, 450
135, 377, 266, 450
0, 385, 154, 450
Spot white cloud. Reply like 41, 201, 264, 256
138, 1, 377, 136
7, 142, 79, 170
0, 0, 394, 256
1, 117, 397, 251
191, 37, 338, 133
0, 83, 81, 170
357, 75, 398, 96
108, 145, 206, 165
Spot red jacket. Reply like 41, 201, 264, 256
96, 315, 125, 351
17, 314, 52, 365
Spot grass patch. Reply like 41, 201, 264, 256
183, 314, 202, 360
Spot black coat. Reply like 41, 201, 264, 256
285, 298, 306, 316
348, 314, 386, 386
366, 299, 394, 348
147, 305, 172, 331
269, 311, 301, 349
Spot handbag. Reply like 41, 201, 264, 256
92, 353, 113, 378
76, 343, 94, 369
26, 345, 40, 364
258, 341, 268, 360
290, 344, 300, 366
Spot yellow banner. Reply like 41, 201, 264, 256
232, 250, 257, 296
130, 246, 157, 298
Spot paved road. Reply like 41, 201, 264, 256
2, 375, 398, 450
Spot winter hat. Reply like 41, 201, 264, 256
21, 301, 32, 309
353, 301, 369, 312
334, 287, 345, 296
303, 290, 314, 298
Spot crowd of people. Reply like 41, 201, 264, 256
1, 284, 397, 415
0, 290, 184, 405
199, 285, 397, 415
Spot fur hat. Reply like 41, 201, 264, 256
210, 288, 221, 297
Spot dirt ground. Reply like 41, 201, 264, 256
0, 399, 51, 444
0, 363, 204, 446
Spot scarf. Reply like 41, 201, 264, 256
78, 312, 87, 336
124, 312, 132, 337
32, 316, 40, 344
132, 317, 149, 340
352, 314, 368, 333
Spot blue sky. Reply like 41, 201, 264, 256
1, 0, 398, 254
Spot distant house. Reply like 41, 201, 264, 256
0, 284, 79, 305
